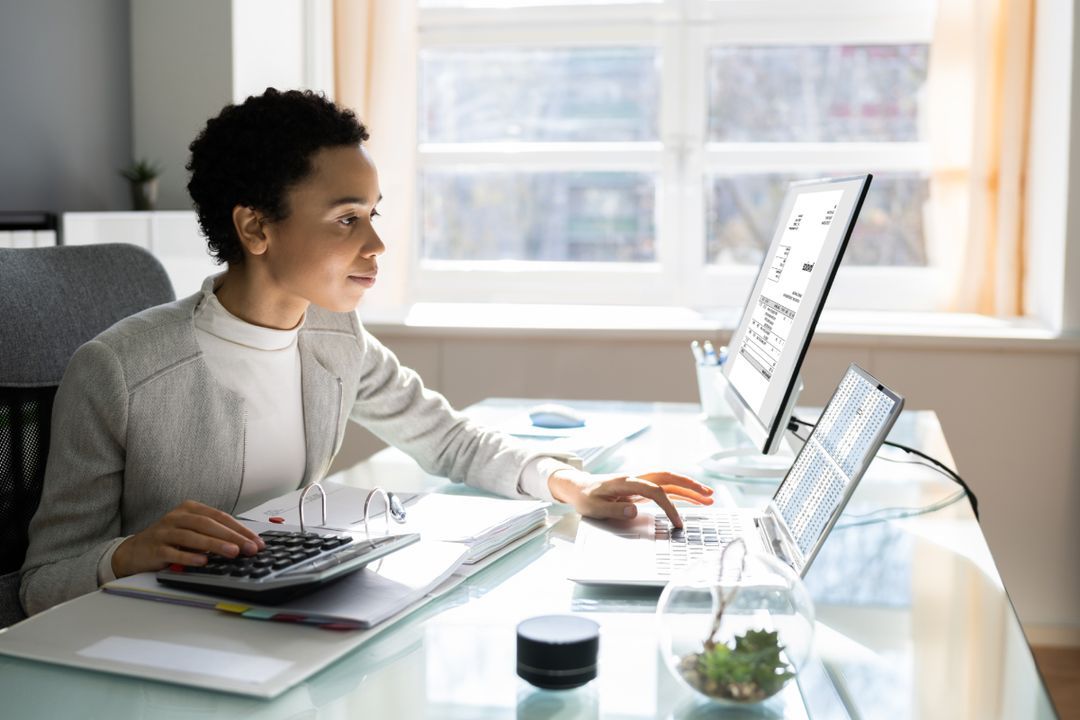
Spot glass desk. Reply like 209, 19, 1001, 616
0, 402, 1057, 719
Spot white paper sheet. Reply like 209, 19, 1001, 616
77, 636, 293, 684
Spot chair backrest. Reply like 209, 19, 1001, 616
0, 244, 175, 625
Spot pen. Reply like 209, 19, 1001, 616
690, 340, 705, 366
702, 341, 720, 366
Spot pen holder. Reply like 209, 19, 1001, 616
696, 363, 735, 419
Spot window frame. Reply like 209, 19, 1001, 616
412, 0, 941, 311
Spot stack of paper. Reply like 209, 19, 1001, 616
104, 539, 469, 629
240, 481, 549, 565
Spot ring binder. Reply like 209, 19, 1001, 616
300, 482, 409, 539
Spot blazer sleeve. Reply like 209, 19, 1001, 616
345, 319, 545, 498
20, 340, 128, 615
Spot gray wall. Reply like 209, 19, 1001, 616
0, 0, 132, 213
131, 0, 233, 210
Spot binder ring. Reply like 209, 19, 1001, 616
298, 482, 327, 533
362, 487, 407, 543
296, 482, 406, 540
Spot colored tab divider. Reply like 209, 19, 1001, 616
256, 609, 361, 630
214, 601, 362, 630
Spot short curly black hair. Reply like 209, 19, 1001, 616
186, 88, 369, 265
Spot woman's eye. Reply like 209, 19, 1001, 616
339, 216, 357, 227
370, 208, 381, 219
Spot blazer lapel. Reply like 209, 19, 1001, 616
299, 336, 343, 487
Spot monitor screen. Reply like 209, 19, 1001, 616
722, 175, 872, 454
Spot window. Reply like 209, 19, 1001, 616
413, 0, 938, 310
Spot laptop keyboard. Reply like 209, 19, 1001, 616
654, 513, 743, 577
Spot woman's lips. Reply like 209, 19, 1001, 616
348, 274, 376, 288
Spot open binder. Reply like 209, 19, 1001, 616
104, 538, 469, 629
100, 483, 550, 629
239, 481, 550, 565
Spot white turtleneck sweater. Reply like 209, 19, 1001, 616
193, 289, 308, 512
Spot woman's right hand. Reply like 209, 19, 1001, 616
111, 500, 265, 578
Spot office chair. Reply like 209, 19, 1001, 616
0, 244, 175, 627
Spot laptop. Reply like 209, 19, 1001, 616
568, 364, 903, 586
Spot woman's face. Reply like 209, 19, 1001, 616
258, 144, 385, 314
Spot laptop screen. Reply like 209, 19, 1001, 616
771, 365, 903, 571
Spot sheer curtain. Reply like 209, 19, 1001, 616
332, 0, 418, 311
928, 0, 1036, 315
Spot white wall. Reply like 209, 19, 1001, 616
1026, 0, 1077, 333
1063, 0, 1080, 333
231, 0, 306, 102
130, 0, 233, 210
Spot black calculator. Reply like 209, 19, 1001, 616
156, 521, 420, 604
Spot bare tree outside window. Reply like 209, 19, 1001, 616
706, 174, 930, 267
421, 48, 659, 144
422, 171, 656, 262
705, 44, 930, 267
708, 45, 929, 143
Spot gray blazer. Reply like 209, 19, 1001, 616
20, 286, 542, 615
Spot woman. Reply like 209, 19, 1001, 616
20, 89, 711, 615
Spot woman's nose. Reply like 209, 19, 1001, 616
363, 226, 386, 257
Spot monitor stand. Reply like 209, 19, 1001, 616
699, 434, 799, 480
698, 374, 805, 481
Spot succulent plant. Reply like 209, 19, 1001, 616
119, 158, 163, 183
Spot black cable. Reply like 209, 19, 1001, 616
788, 426, 970, 527
881, 440, 978, 520
787, 415, 979, 521
837, 491, 968, 529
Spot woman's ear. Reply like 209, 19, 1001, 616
232, 206, 270, 257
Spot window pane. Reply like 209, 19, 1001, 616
705, 174, 929, 266
708, 45, 929, 142
421, 171, 656, 262
420, 48, 659, 142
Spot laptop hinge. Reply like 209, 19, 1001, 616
755, 508, 802, 574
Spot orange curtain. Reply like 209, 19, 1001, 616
333, 0, 375, 120
332, 0, 418, 310
929, 0, 1036, 315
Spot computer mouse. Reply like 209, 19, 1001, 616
528, 403, 586, 429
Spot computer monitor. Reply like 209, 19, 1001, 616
721, 174, 872, 457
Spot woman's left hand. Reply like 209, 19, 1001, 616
547, 468, 714, 528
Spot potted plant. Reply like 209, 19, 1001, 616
119, 159, 162, 211
657, 541, 814, 706
676, 625, 795, 702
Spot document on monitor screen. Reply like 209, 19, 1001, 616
727, 188, 843, 414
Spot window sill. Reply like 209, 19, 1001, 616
360, 303, 1080, 352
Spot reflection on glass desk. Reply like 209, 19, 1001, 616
0, 401, 1057, 719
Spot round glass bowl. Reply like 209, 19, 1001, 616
656, 550, 814, 706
